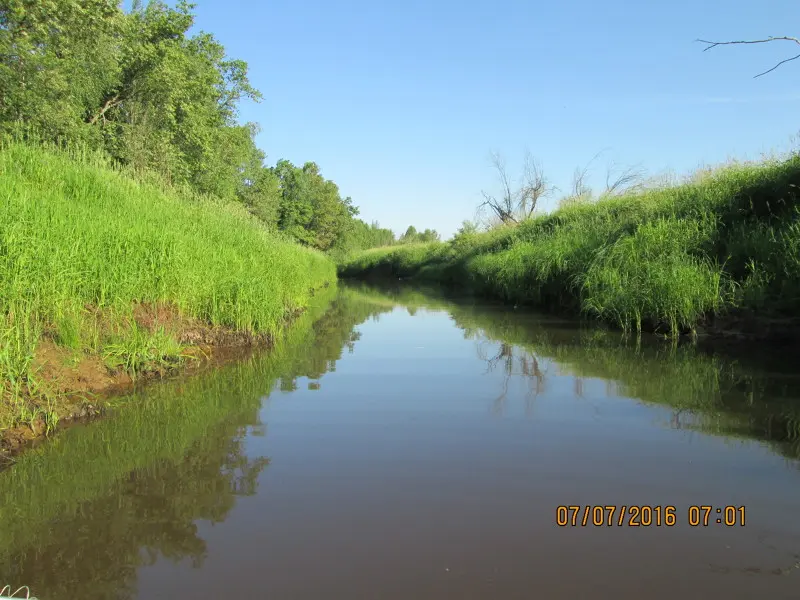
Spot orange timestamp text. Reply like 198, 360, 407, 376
556, 505, 746, 527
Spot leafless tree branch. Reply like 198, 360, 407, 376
478, 152, 518, 224
519, 151, 552, 219
697, 36, 800, 78
479, 151, 552, 225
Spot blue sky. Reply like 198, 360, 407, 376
189, 0, 799, 238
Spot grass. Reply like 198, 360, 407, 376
339, 156, 800, 336
0, 140, 336, 432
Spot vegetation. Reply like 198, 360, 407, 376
0, 140, 336, 433
0, 0, 396, 255
0, 0, 410, 437
340, 158, 800, 337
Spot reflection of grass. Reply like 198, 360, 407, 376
5, 412, 270, 599
0, 283, 396, 570
342, 282, 800, 460
4, 282, 800, 597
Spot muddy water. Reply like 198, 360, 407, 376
2, 282, 800, 600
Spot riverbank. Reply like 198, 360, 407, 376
339, 156, 800, 339
0, 141, 336, 455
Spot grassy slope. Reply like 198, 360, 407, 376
0, 141, 336, 431
340, 158, 800, 335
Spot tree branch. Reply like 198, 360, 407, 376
88, 93, 122, 125
697, 36, 800, 78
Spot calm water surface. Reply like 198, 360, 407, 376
2, 282, 800, 599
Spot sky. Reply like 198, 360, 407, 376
186, 0, 799, 239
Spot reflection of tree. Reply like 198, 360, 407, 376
3, 417, 268, 600
352, 281, 800, 460
476, 340, 546, 416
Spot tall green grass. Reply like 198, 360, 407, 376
0, 141, 336, 430
339, 157, 800, 335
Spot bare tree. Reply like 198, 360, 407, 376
571, 163, 592, 199
698, 35, 800, 78
479, 151, 552, 225
479, 152, 515, 224
519, 153, 550, 218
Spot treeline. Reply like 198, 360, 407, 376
0, 0, 393, 255
398, 226, 441, 244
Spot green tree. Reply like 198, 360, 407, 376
0, 0, 390, 254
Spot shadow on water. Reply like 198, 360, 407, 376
1, 280, 800, 598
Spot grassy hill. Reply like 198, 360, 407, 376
340, 157, 800, 338
0, 141, 336, 437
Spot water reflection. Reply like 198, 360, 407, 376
0, 285, 394, 599
1, 281, 800, 599
346, 281, 800, 461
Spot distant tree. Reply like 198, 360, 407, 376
417, 228, 440, 242
400, 226, 418, 243
457, 220, 479, 235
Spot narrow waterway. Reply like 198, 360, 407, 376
2, 282, 800, 600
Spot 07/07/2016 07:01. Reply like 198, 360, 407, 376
555, 505, 746, 527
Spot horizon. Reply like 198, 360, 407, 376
182, 0, 798, 239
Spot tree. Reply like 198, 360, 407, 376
417, 228, 440, 242
274, 159, 314, 245
0, 0, 387, 255
400, 225, 418, 243
456, 220, 479, 236
479, 151, 552, 225
698, 35, 800, 78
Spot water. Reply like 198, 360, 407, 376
2, 282, 800, 599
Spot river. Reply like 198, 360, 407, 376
2, 281, 800, 599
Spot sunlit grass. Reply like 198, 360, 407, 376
339, 156, 800, 335
0, 141, 336, 431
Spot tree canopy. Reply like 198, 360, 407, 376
0, 0, 394, 254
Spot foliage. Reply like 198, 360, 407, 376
0, 141, 336, 431
399, 225, 441, 244
0, 0, 385, 253
340, 157, 800, 335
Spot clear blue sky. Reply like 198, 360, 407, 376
189, 0, 799, 239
